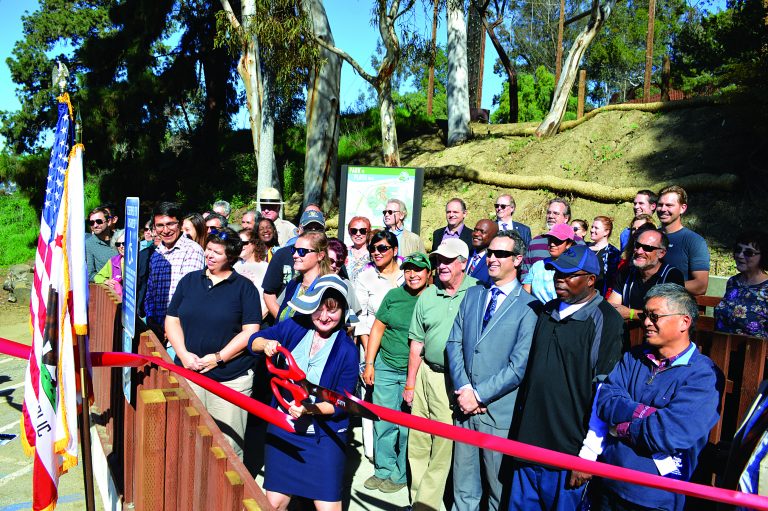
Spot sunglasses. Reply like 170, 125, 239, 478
634, 242, 662, 252
494, 204, 510, 209
291, 246, 319, 257
572, 226, 582, 232
89, 219, 105, 226
368, 244, 392, 254
553, 271, 591, 280
734, 247, 761, 258
382, 210, 400, 216
328, 258, 343, 267
208, 229, 230, 240
115, 241, 125, 247
349, 228, 368, 236
643, 311, 685, 324
486, 249, 516, 259
547, 237, 569, 245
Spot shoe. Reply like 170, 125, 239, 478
379, 479, 407, 493
363, 475, 386, 490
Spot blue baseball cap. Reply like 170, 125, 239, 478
544, 244, 601, 275
299, 210, 325, 228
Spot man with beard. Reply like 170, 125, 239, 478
608, 229, 685, 320
509, 244, 624, 511
465, 219, 499, 285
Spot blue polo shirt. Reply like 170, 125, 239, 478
167, 269, 262, 381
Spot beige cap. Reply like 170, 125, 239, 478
431, 238, 469, 260
258, 187, 284, 204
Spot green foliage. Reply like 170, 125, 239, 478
492, 66, 578, 123
0, 192, 38, 266
393, 45, 449, 119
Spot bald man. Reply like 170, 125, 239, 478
465, 219, 499, 285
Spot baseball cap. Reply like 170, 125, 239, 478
544, 244, 601, 275
546, 223, 576, 241
400, 252, 431, 271
299, 210, 326, 229
431, 238, 469, 260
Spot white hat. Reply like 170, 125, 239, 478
258, 187, 284, 205
431, 238, 469, 260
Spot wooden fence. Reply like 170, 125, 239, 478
88, 283, 273, 511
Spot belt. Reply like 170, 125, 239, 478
423, 360, 445, 373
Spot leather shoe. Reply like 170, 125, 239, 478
379, 479, 407, 493
363, 475, 386, 490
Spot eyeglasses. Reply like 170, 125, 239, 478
208, 229, 230, 240
486, 249, 516, 259
154, 221, 179, 231
643, 311, 686, 324
368, 244, 392, 254
734, 247, 761, 258
635, 242, 662, 253
349, 228, 368, 236
291, 246, 319, 257
115, 241, 125, 247
553, 271, 591, 280
382, 210, 400, 216
494, 204, 510, 209
89, 219, 105, 226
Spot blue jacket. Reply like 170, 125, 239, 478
465, 251, 491, 285
596, 344, 723, 510
249, 317, 359, 436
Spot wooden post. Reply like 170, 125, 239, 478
643, 0, 657, 102
555, 0, 566, 85
192, 425, 213, 511
427, 0, 439, 116
577, 70, 586, 119
135, 389, 167, 511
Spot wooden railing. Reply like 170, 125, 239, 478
87, 284, 273, 511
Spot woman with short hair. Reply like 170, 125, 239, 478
165, 227, 261, 457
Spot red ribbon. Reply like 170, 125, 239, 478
1, 337, 294, 433
345, 393, 768, 510
3, 335, 768, 509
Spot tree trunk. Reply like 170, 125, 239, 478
536, 0, 617, 137
446, 0, 471, 145
427, 0, 439, 117
661, 54, 670, 101
555, 0, 565, 84
303, 0, 341, 211
643, 0, 657, 102
378, 82, 400, 167
485, 18, 518, 123
258, 66, 277, 192
467, 4, 484, 110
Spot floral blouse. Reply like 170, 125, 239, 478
346, 247, 370, 283
714, 275, 768, 338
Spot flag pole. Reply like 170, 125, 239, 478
55, 62, 95, 511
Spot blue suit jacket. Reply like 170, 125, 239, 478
445, 281, 540, 428
465, 252, 491, 285
497, 220, 532, 248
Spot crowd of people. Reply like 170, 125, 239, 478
82, 184, 768, 511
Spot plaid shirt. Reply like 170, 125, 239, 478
144, 235, 204, 323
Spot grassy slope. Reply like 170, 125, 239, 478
348, 102, 766, 276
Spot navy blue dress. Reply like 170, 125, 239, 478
249, 318, 359, 501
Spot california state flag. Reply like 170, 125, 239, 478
21, 94, 86, 511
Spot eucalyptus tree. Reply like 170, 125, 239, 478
446, 0, 471, 145
312, 0, 421, 167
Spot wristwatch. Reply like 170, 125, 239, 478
215, 352, 225, 367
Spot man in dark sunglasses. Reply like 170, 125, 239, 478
608, 229, 685, 320
85, 206, 117, 282
494, 193, 531, 247
510, 244, 624, 510
382, 198, 425, 257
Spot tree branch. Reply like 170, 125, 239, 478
395, 0, 417, 21
218, 0, 242, 31
311, 34, 377, 85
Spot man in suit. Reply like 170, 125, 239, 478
465, 219, 498, 285
446, 230, 539, 511
433, 198, 473, 252
495, 194, 531, 247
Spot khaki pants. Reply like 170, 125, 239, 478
188, 369, 253, 459
408, 363, 453, 511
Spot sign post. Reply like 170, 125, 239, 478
122, 197, 139, 400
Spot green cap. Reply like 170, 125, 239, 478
400, 252, 432, 271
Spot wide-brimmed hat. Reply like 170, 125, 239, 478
400, 252, 431, 270
430, 238, 469, 260
288, 274, 357, 322
258, 187, 284, 205
544, 244, 601, 275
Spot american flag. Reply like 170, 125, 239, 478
21, 94, 86, 511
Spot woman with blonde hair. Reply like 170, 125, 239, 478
276, 231, 331, 321
589, 215, 621, 297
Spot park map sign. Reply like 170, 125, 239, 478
338, 165, 424, 246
